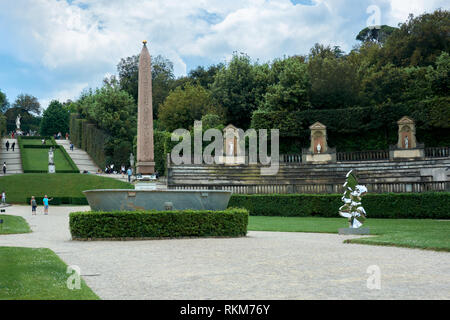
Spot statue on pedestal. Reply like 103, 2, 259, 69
48, 147, 54, 165
16, 115, 21, 130
404, 136, 409, 149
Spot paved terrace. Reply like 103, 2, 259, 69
1, 206, 449, 300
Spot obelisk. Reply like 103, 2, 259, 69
136, 41, 155, 174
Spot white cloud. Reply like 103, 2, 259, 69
39, 82, 89, 109
0, 0, 448, 107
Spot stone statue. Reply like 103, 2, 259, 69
404, 136, 409, 149
228, 140, 234, 156
316, 143, 322, 154
15, 115, 21, 130
48, 147, 54, 164
129, 153, 135, 166
339, 170, 368, 228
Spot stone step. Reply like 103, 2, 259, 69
55, 140, 100, 174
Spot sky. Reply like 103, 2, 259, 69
0, 0, 448, 109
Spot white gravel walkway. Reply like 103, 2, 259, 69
1, 205, 449, 300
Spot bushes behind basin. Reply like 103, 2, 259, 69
69, 208, 249, 240
228, 193, 450, 219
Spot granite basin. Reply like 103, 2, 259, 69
83, 189, 232, 212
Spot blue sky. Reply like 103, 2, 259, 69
0, 0, 448, 109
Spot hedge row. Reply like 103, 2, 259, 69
26, 197, 88, 205
228, 193, 450, 219
69, 114, 109, 169
69, 208, 249, 239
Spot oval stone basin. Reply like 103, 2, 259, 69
83, 189, 232, 212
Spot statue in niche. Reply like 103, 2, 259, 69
404, 136, 409, 149
316, 143, 322, 154
228, 140, 234, 156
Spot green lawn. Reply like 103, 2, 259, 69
21, 148, 75, 171
20, 139, 55, 146
0, 173, 133, 204
0, 247, 99, 300
0, 215, 31, 235
248, 216, 450, 251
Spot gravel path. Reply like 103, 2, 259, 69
1, 205, 449, 300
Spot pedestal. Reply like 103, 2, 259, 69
135, 182, 157, 191
339, 228, 370, 235
48, 164, 55, 174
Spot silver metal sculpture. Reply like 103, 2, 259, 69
338, 170, 368, 228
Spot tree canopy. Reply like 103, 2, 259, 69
39, 100, 70, 136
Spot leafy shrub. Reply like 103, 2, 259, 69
228, 193, 450, 219
69, 208, 249, 239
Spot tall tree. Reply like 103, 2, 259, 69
308, 45, 360, 109
188, 64, 224, 89
13, 94, 41, 115
39, 100, 70, 136
263, 57, 311, 112
116, 54, 175, 117
210, 53, 268, 128
0, 89, 9, 113
0, 90, 9, 112
381, 9, 450, 67
158, 82, 218, 132
356, 25, 397, 44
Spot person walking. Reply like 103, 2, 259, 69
127, 167, 133, 183
30, 196, 37, 215
2, 162, 6, 175
5, 140, 9, 151
11, 142, 15, 152
70, 143, 74, 151
43, 195, 53, 215
1, 191, 6, 204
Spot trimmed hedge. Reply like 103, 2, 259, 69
18, 136, 79, 173
69, 208, 249, 239
228, 193, 450, 219
26, 197, 88, 205
69, 114, 109, 169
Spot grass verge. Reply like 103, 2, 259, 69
0, 173, 133, 204
248, 216, 450, 251
0, 247, 99, 300
0, 215, 31, 235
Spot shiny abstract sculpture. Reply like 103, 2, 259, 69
339, 170, 368, 228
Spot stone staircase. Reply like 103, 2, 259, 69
168, 158, 450, 186
0, 138, 23, 175
55, 139, 100, 174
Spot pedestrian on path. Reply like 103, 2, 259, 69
70, 143, 74, 151
2, 162, 6, 174
1, 191, 6, 204
11, 142, 15, 152
127, 167, 133, 183
31, 196, 37, 215
5, 140, 9, 151
43, 195, 53, 215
